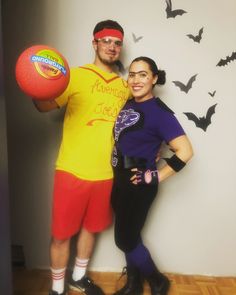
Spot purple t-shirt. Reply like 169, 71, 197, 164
113, 97, 185, 168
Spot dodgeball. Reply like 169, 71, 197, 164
15, 45, 70, 100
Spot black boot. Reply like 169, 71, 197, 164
113, 266, 143, 295
145, 270, 170, 295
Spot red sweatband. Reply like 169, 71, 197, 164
94, 29, 123, 41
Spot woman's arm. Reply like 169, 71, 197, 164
130, 135, 193, 185
158, 134, 193, 182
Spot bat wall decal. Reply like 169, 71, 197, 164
132, 33, 143, 43
208, 90, 216, 97
165, 0, 187, 18
172, 74, 198, 93
183, 103, 217, 131
187, 27, 204, 43
216, 51, 236, 66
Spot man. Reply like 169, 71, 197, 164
33, 20, 130, 295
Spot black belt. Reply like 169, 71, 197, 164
113, 151, 147, 169
122, 155, 147, 169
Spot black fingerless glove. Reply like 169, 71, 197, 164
136, 168, 159, 185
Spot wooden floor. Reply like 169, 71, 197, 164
13, 268, 236, 295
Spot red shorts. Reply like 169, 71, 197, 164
52, 170, 113, 239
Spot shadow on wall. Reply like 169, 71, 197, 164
2, 0, 62, 269
0, 1, 12, 293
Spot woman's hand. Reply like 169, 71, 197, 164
130, 168, 159, 185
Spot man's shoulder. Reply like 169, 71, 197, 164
70, 64, 90, 73
68, 64, 93, 80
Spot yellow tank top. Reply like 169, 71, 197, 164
55, 64, 130, 180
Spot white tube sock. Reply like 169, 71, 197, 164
51, 267, 66, 294
72, 257, 89, 281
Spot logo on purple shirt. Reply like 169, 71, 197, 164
114, 109, 140, 141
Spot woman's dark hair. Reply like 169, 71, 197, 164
131, 56, 166, 85
93, 20, 124, 36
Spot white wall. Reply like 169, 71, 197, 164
3, 0, 236, 276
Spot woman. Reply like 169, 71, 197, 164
111, 56, 193, 295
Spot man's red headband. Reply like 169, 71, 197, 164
94, 29, 123, 41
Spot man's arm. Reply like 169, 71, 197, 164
33, 99, 60, 112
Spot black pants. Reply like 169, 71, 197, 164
111, 168, 158, 252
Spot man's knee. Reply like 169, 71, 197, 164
51, 237, 70, 248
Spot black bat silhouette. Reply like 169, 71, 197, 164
216, 51, 236, 66
208, 90, 216, 97
172, 74, 197, 93
115, 60, 128, 75
132, 33, 143, 43
187, 27, 204, 43
183, 104, 217, 132
165, 0, 187, 18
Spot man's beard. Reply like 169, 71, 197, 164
97, 51, 117, 66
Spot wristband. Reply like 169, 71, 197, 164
163, 154, 186, 172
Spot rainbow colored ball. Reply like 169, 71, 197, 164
15, 45, 70, 100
